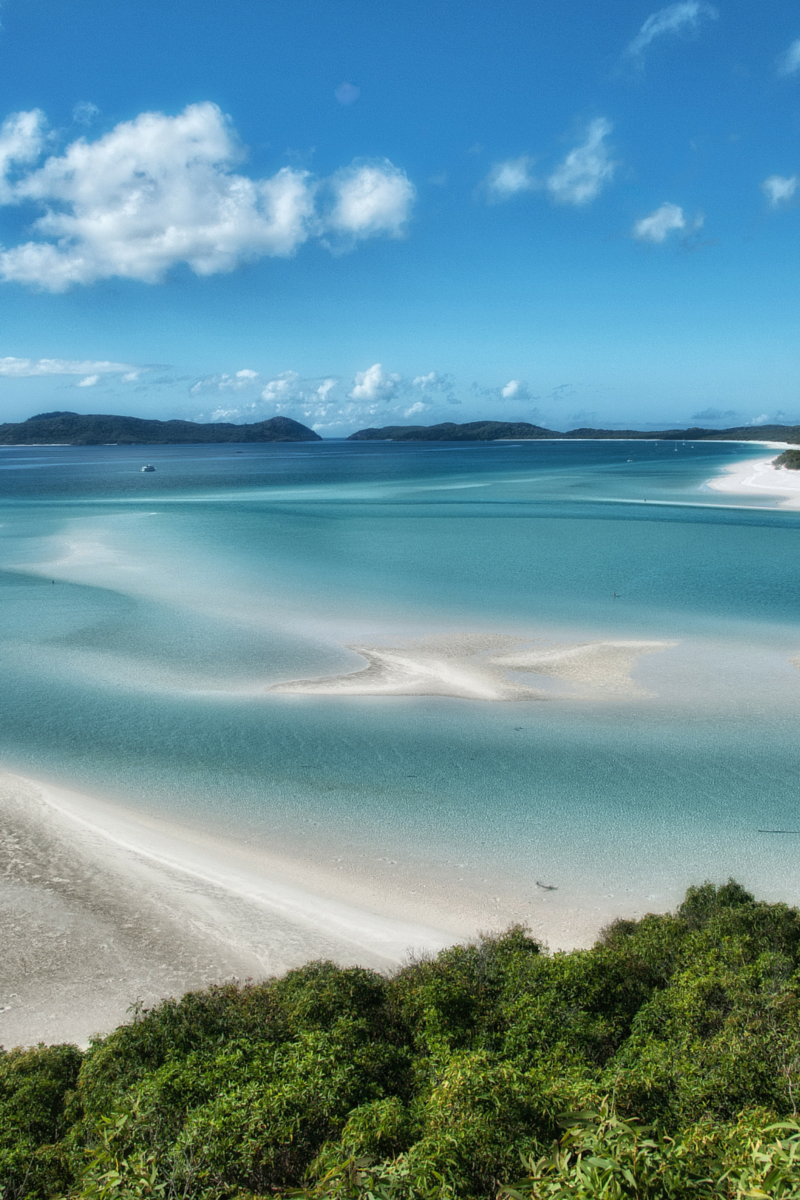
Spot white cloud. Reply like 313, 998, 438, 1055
77, 374, 99, 387
236, 368, 258, 380
261, 370, 301, 403
547, 119, 615, 206
762, 174, 798, 207
0, 109, 46, 202
326, 161, 415, 240
633, 201, 687, 241
501, 379, 531, 399
778, 39, 800, 77
403, 400, 429, 417
0, 104, 416, 290
349, 362, 401, 403
625, 2, 717, 59
485, 156, 537, 200
0, 356, 135, 377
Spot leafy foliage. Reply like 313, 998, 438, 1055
3, 882, 800, 1199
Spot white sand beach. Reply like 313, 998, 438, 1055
0, 771, 455, 1049
706, 452, 800, 508
0, 767, 688, 1050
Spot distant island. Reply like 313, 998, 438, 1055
349, 419, 800, 443
3, 411, 798, 447
0, 411, 321, 445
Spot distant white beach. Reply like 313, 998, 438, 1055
706, 449, 800, 508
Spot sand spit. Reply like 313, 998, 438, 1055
269, 634, 676, 700
706, 455, 800, 508
0, 773, 453, 1049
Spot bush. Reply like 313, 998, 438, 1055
4, 883, 800, 1199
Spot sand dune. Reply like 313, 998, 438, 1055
269, 634, 676, 701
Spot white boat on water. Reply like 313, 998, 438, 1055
141, 464, 156, 472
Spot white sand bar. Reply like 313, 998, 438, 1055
270, 634, 675, 700
706, 452, 800, 509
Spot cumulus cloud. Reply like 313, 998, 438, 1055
0, 356, 135, 377
633, 202, 687, 242
0, 109, 46, 201
762, 174, 798, 207
326, 161, 415, 241
0, 103, 416, 290
193, 363, 466, 432
77, 374, 99, 387
484, 156, 537, 200
500, 379, 531, 400
261, 370, 301, 403
349, 362, 401, 403
778, 39, 800, 77
403, 400, 429, 418
194, 369, 340, 424
625, 2, 717, 59
547, 119, 615, 206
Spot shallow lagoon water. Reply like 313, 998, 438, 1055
2, 439, 800, 942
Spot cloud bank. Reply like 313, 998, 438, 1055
0, 356, 136, 377
0, 103, 415, 290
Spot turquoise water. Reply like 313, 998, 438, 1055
2, 439, 800, 931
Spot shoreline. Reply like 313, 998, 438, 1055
0, 766, 688, 1050
705, 452, 800, 508
0, 771, 456, 1049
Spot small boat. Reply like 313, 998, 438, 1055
141, 464, 156, 472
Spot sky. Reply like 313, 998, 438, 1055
1, 0, 800, 433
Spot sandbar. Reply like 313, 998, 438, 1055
269, 634, 676, 700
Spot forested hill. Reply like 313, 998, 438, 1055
349, 419, 800, 443
0, 412, 321, 445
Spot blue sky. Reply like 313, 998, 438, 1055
1, 0, 799, 432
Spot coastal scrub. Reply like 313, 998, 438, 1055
2, 882, 800, 1198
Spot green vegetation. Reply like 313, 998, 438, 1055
3, 882, 800, 1199
774, 449, 800, 470
0, 413, 321, 445
349, 421, 800, 443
